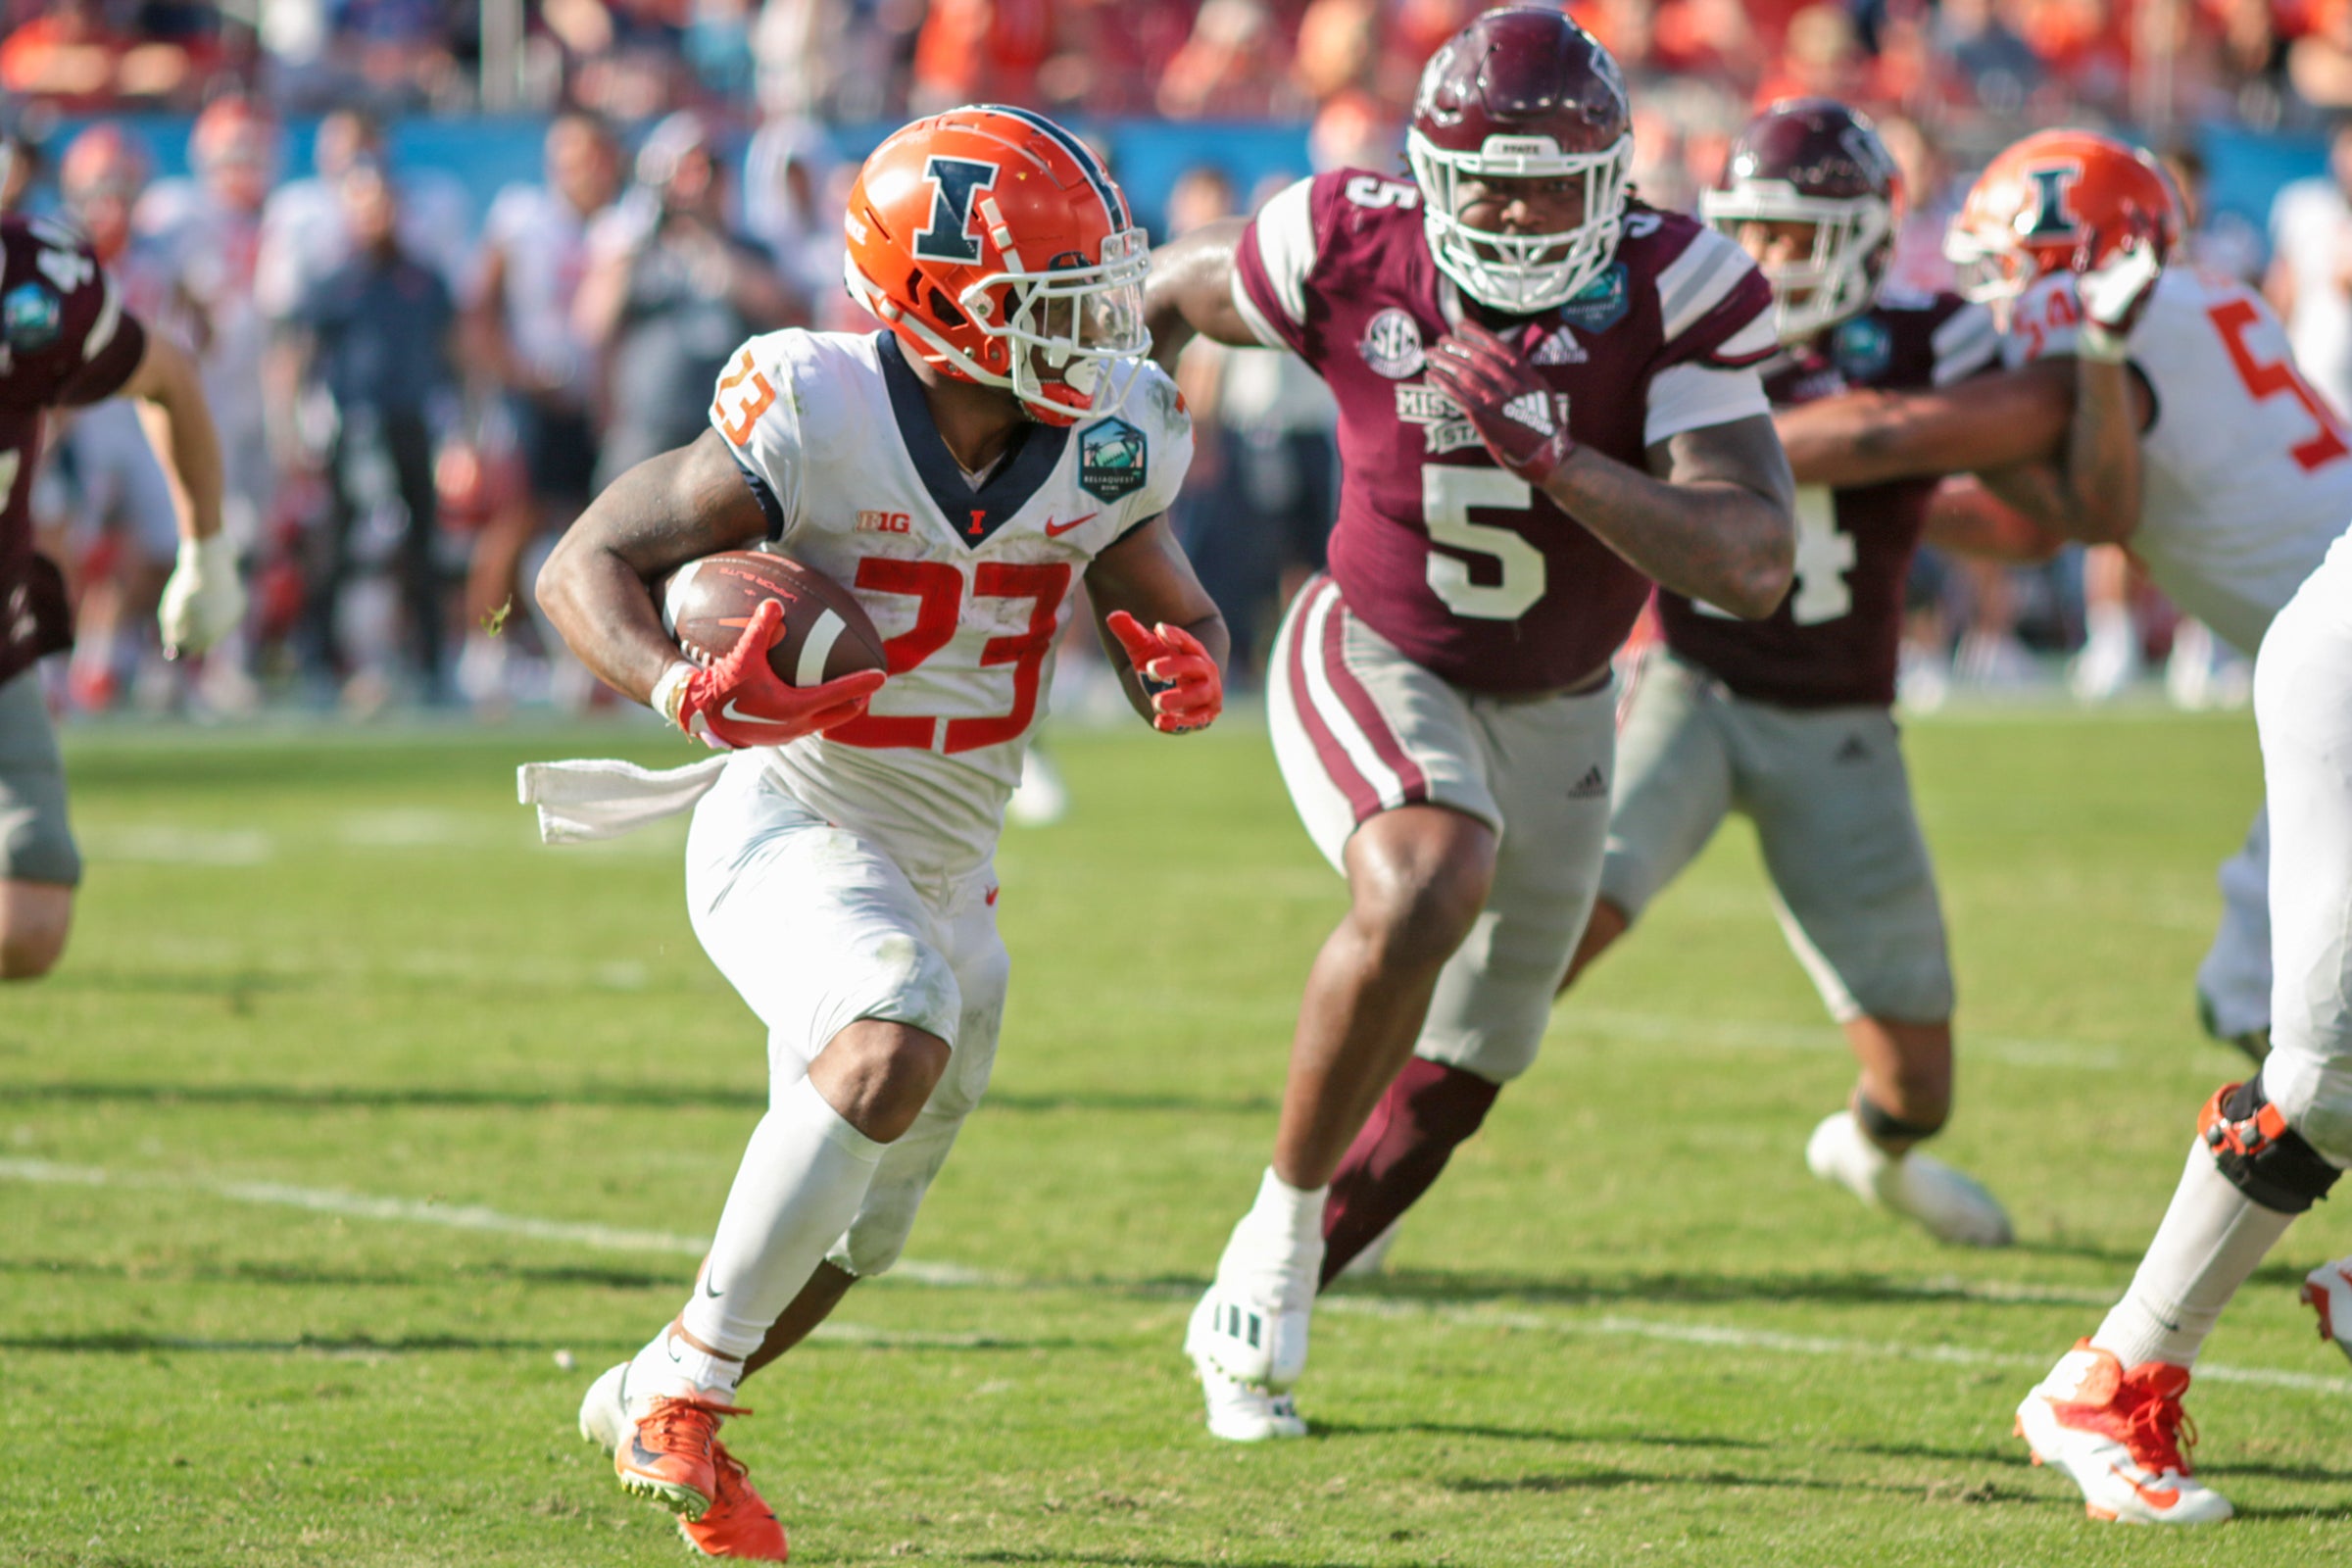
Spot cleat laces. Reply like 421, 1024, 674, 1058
2119, 1381, 2194, 1477
639, 1396, 752, 1460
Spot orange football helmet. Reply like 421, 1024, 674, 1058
844, 105, 1148, 426
1944, 129, 2180, 310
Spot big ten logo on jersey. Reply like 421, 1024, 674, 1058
857, 509, 912, 535
711, 347, 779, 445
828, 558, 1073, 755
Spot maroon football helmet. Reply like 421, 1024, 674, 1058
1700, 98, 1901, 345
1406, 6, 1634, 315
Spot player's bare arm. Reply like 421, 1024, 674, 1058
1774, 359, 2076, 487
536, 427, 771, 705
114, 328, 224, 544
1922, 472, 2069, 563
1143, 218, 1258, 372
1083, 511, 1229, 729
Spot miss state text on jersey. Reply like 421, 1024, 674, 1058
1232, 171, 1777, 693
0, 215, 147, 685
1660, 293, 2001, 709
710, 327, 1193, 882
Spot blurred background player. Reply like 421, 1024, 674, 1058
574, 110, 798, 492
51, 121, 186, 712
533, 106, 1223, 1558
0, 203, 242, 979
1549, 99, 2012, 1248
1775, 129, 2352, 1075
459, 109, 621, 708
1146, 7, 1796, 1442
270, 157, 458, 710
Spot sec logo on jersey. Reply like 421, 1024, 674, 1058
1079, 416, 1148, 502
1360, 308, 1426, 378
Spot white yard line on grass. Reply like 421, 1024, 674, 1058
8, 1156, 2344, 1393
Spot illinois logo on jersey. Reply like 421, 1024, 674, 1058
1079, 416, 1148, 501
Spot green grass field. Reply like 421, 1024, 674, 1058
6, 704, 2345, 1567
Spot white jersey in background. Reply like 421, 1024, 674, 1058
715, 328, 1194, 885
477, 181, 600, 401
2007, 269, 2352, 656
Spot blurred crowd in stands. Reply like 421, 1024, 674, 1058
1, 0, 2350, 719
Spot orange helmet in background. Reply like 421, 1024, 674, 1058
1944, 128, 2180, 311
843, 105, 1149, 426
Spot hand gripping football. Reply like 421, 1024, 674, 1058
659, 551, 888, 686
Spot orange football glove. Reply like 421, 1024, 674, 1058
657, 598, 885, 750
1106, 610, 1221, 734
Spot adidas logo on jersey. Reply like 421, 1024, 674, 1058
1502, 392, 1554, 435
1567, 765, 1608, 800
1531, 331, 1587, 366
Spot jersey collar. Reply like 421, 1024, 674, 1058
876, 331, 1071, 549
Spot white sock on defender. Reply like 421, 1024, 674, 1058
2091, 1139, 2296, 1369
631, 1074, 885, 1402
1216, 1167, 1328, 1302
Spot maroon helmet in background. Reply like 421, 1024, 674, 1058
1700, 98, 1901, 346
1406, 6, 1634, 316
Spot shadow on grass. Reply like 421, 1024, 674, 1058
1318, 1268, 2083, 1313
1, 1078, 1272, 1117
1440, 1468, 2046, 1503
963, 1554, 1390, 1568
1312, 1415, 1765, 1451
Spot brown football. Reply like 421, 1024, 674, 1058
658, 551, 888, 686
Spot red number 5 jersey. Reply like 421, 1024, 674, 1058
1232, 170, 1777, 693
712, 327, 1194, 883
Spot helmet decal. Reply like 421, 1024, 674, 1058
2022, 165, 2081, 239
843, 106, 1149, 426
913, 156, 999, 265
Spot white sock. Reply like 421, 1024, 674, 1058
2090, 1139, 2297, 1370
631, 1073, 885, 1403
1214, 1167, 1328, 1307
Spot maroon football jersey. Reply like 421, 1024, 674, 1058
1656, 291, 1998, 708
0, 215, 147, 686
1234, 171, 1776, 694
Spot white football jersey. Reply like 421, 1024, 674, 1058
2007, 269, 2352, 656
711, 328, 1194, 883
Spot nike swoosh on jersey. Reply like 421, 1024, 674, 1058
1044, 512, 1100, 537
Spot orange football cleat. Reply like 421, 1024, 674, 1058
2014, 1340, 2232, 1523
613, 1394, 751, 1521
679, 1443, 790, 1561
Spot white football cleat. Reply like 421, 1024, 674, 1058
579, 1360, 629, 1453
1805, 1109, 2014, 1248
1186, 1295, 1308, 1441
2302, 1258, 2352, 1360
2016, 1341, 2233, 1524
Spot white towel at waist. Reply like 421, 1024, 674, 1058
516, 755, 730, 843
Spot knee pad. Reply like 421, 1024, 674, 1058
2201, 1076, 2342, 1214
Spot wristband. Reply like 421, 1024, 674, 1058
650, 661, 697, 732
2076, 321, 2131, 365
